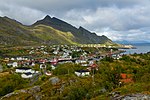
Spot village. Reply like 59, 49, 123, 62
0, 45, 123, 79
1, 45, 150, 99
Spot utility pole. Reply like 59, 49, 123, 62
92, 68, 95, 85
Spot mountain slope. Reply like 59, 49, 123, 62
31, 24, 77, 45
33, 15, 112, 44
0, 15, 113, 46
0, 16, 38, 45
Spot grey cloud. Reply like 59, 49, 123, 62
69, 5, 150, 31
1, 0, 148, 14
96, 27, 150, 42
0, 2, 46, 25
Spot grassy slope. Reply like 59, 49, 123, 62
30, 25, 77, 45
0, 17, 38, 46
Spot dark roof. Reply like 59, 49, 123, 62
76, 70, 89, 72
24, 72, 32, 75
16, 67, 31, 70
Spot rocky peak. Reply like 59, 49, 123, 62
43, 15, 51, 20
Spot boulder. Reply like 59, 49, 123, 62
49, 77, 60, 85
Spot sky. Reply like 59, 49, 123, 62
0, 0, 150, 43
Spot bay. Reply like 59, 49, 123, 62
121, 43, 150, 54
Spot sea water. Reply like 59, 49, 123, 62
121, 43, 150, 54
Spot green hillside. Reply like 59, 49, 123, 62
31, 25, 77, 45
0, 15, 113, 46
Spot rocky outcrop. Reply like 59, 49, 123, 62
110, 92, 150, 100
0, 86, 42, 100
49, 77, 60, 85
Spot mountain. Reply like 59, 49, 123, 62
115, 40, 150, 45
0, 15, 113, 46
0, 16, 39, 45
33, 15, 112, 44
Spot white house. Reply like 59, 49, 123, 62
75, 70, 90, 77
45, 71, 52, 76
21, 72, 33, 78
30, 62, 35, 66
16, 57, 23, 61
75, 60, 87, 64
10, 58, 15, 61
15, 67, 32, 73
40, 64, 46, 69
7, 62, 18, 67
51, 65, 56, 70
53, 51, 58, 55
12, 62, 18, 67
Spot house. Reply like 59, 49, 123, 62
10, 58, 15, 61
112, 54, 122, 60
62, 52, 69, 58
50, 58, 58, 65
120, 73, 133, 83
15, 67, 32, 73
58, 59, 73, 64
16, 57, 23, 61
4, 58, 9, 62
53, 51, 58, 55
75, 70, 90, 77
12, 62, 18, 67
87, 63, 98, 71
45, 71, 52, 76
40, 64, 46, 69
75, 60, 87, 64
7, 62, 18, 67
30, 62, 35, 66
39, 59, 46, 64
51, 65, 56, 70
21, 72, 33, 78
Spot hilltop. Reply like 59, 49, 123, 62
0, 15, 113, 46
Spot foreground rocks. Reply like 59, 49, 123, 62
0, 86, 42, 100
110, 92, 150, 100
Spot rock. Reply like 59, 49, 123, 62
34, 94, 42, 100
0, 86, 41, 100
110, 93, 150, 100
20, 89, 27, 93
49, 77, 60, 85
0, 92, 18, 100
122, 94, 150, 100
100, 88, 107, 93
0, 64, 3, 72
29, 86, 41, 93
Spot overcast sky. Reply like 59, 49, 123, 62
0, 0, 150, 42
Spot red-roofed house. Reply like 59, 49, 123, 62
120, 73, 133, 83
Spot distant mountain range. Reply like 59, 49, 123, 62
0, 15, 113, 46
115, 40, 150, 45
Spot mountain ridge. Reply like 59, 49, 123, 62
33, 15, 112, 44
0, 15, 113, 46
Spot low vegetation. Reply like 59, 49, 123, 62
0, 53, 150, 99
